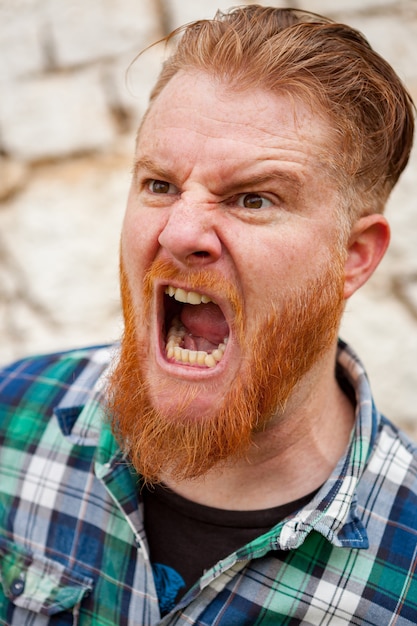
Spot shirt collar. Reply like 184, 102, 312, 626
268, 339, 378, 551
53, 346, 113, 447
53, 346, 148, 552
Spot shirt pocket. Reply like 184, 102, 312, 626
0, 536, 93, 619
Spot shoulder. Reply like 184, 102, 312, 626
0, 344, 114, 430
359, 415, 417, 530
373, 416, 417, 481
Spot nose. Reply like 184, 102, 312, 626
158, 198, 222, 266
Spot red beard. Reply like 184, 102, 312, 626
107, 256, 345, 484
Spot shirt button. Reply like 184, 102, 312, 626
10, 577, 25, 596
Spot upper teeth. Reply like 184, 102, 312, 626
165, 286, 212, 305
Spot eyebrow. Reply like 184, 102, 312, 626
132, 157, 179, 186
132, 156, 303, 196
220, 171, 302, 196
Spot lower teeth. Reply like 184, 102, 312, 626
165, 316, 227, 368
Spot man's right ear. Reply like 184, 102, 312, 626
343, 214, 390, 300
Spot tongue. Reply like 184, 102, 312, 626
180, 302, 229, 350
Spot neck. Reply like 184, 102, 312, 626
163, 350, 355, 510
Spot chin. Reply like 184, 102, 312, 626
145, 364, 230, 424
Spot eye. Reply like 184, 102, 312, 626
235, 193, 273, 209
148, 179, 178, 194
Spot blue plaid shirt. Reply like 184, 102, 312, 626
0, 340, 416, 625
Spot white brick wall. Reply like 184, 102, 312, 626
46, 0, 159, 66
0, 6, 45, 79
0, 0, 161, 162
0, 69, 116, 160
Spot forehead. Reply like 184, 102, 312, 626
137, 71, 335, 183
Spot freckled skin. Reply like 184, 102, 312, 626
122, 71, 344, 417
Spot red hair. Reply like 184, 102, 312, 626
140, 5, 414, 219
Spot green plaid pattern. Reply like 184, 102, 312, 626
0, 341, 416, 625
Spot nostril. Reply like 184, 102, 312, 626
192, 251, 210, 258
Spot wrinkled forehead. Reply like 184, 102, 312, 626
137, 70, 338, 165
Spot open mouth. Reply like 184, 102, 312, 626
163, 285, 230, 368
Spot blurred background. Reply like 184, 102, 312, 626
1, 0, 416, 438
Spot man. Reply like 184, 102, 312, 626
0, 5, 416, 624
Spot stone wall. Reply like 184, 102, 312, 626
1, 0, 417, 437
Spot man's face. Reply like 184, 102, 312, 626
113, 71, 347, 482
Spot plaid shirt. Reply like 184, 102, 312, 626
0, 341, 416, 625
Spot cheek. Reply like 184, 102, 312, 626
121, 205, 162, 275
238, 228, 333, 315
238, 234, 305, 294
